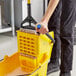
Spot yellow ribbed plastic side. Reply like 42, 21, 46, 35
17, 31, 39, 57
19, 55, 38, 73
17, 30, 54, 57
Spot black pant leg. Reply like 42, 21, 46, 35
48, 0, 62, 62
60, 0, 75, 72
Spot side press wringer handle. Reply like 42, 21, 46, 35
37, 24, 55, 43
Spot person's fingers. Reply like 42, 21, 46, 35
38, 28, 46, 34
45, 28, 49, 33
35, 23, 49, 34
42, 28, 48, 34
42, 28, 46, 34
35, 27, 40, 32
36, 29, 39, 32
38, 29, 41, 33
41, 29, 45, 34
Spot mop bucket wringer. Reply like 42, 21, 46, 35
17, 26, 54, 73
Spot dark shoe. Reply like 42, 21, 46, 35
47, 62, 60, 75
60, 72, 71, 76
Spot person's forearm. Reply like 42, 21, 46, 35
41, 0, 60, 24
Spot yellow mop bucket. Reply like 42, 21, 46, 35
0, 52, 49, 76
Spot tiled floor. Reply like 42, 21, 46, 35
0, 32, 76, 76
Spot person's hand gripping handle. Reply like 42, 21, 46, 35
37, 24, 55, 43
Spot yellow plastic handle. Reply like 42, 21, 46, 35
27, 0, 31, 4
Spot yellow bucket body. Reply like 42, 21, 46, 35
0, 52, 48, 76
0, 30, 54, 76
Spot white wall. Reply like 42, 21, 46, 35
22, 0, 47, 24
0, 5, 2, 28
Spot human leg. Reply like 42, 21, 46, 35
47, 0, 62, 74
60, 0, 75, 75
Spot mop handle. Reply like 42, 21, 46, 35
37, 24, 55, 43
27, 0, 31, 4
